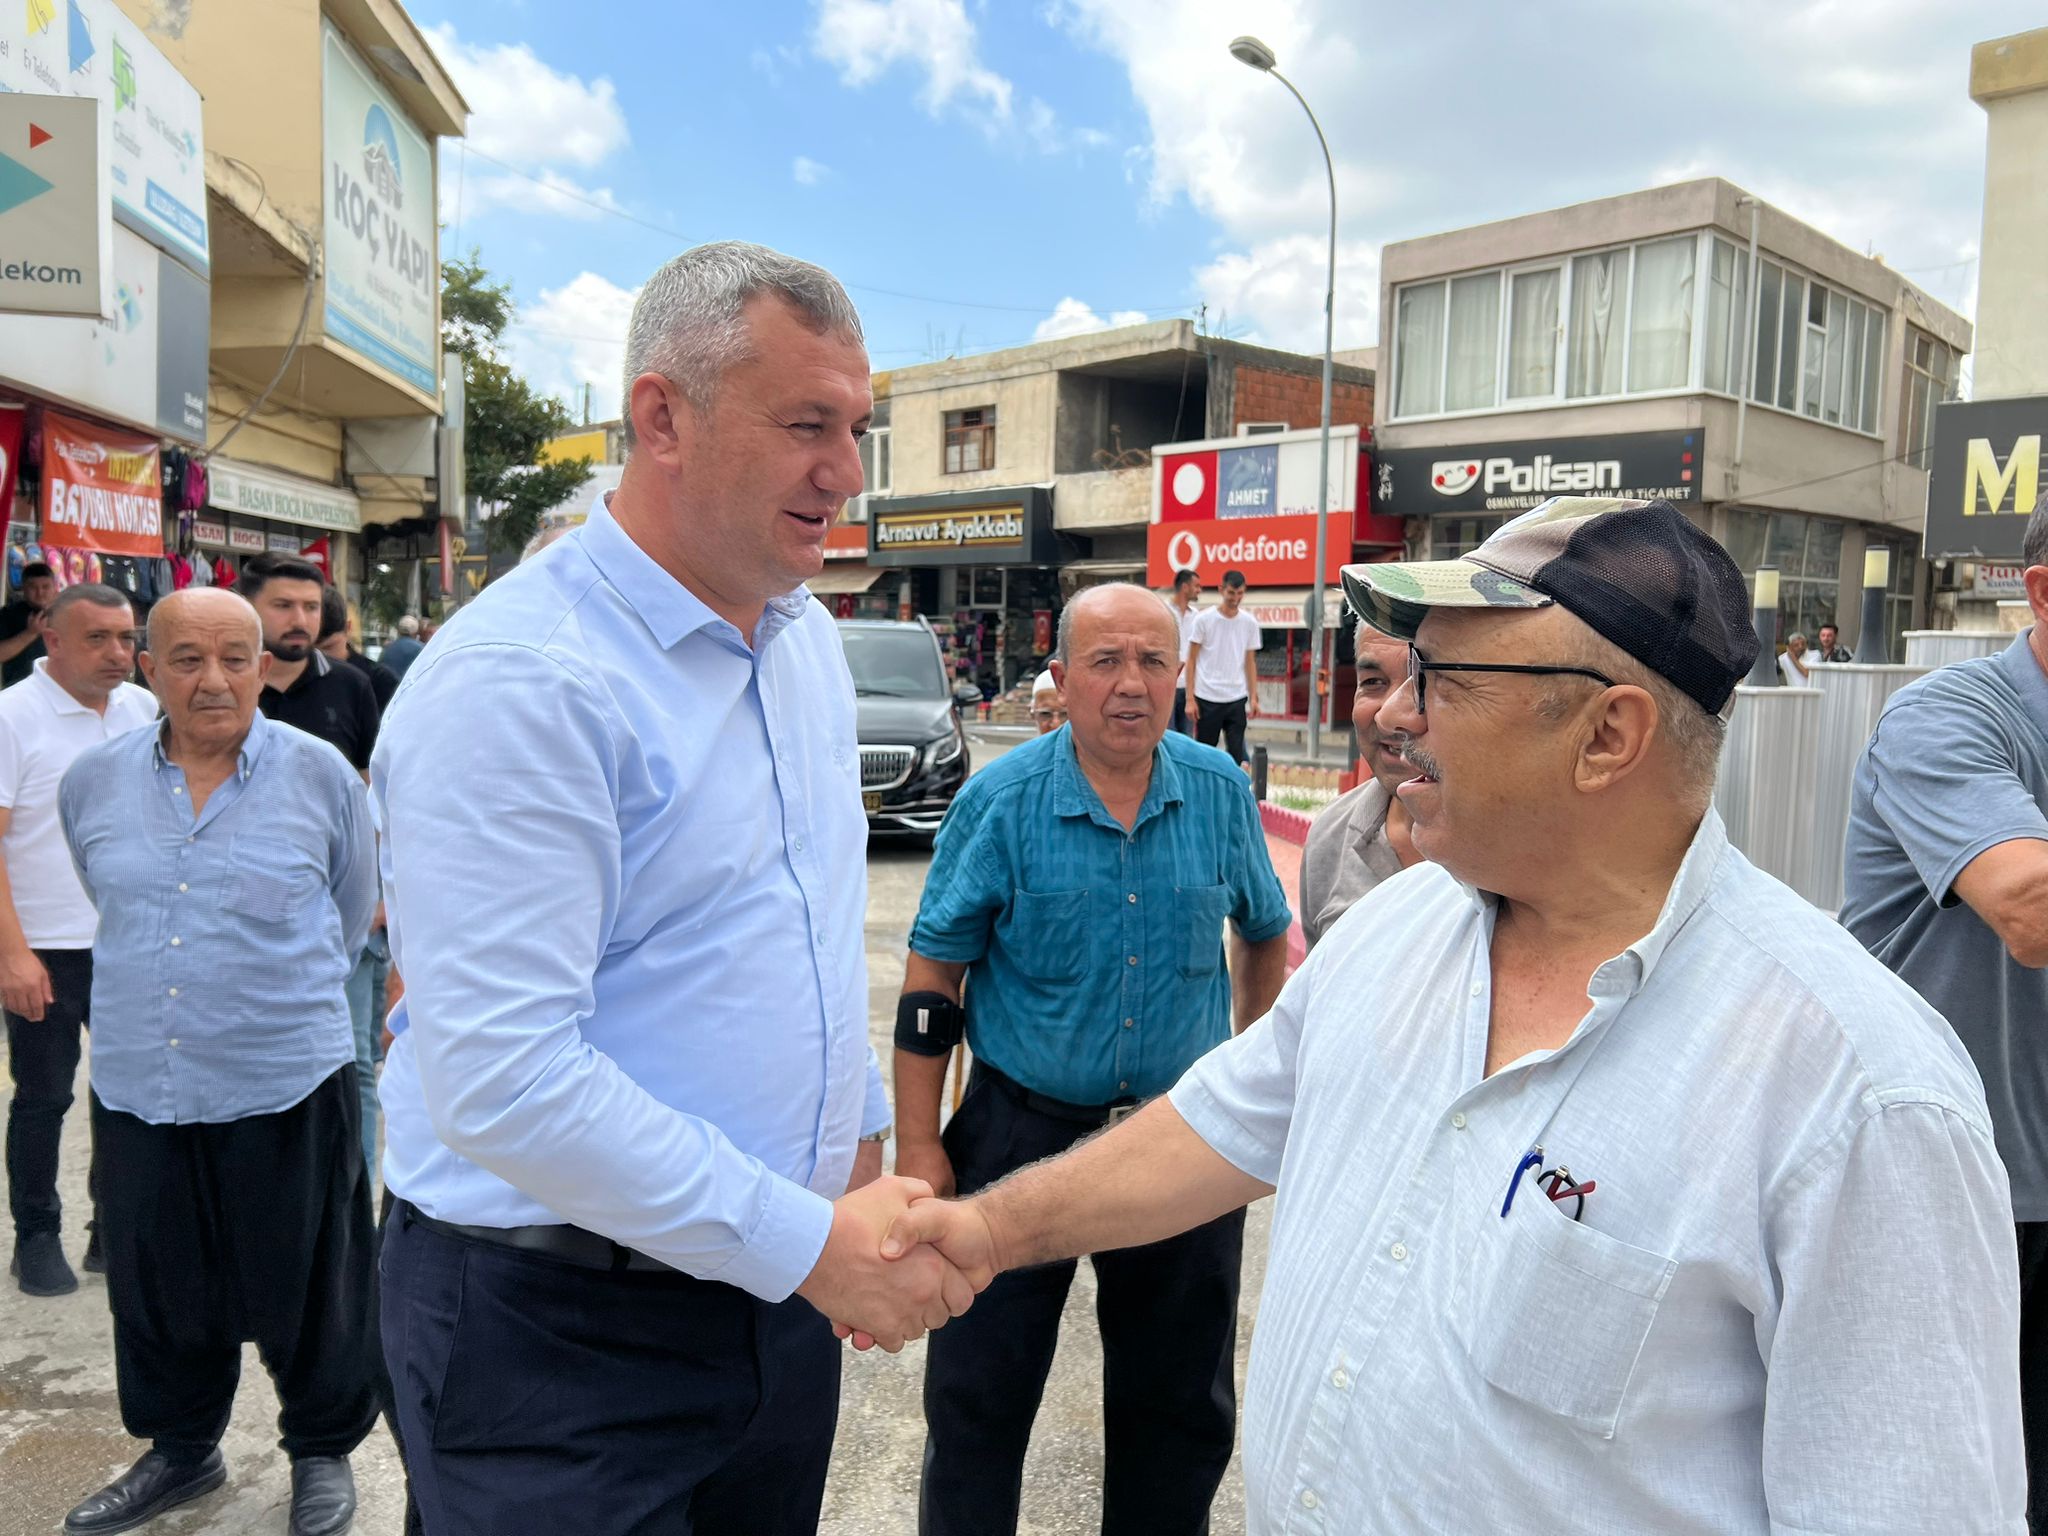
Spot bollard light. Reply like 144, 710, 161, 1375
1748, 566, 1780, 686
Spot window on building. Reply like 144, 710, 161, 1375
1395, 282, 1447, 416
1901, 330, 1957, 470
1703, 238, 1746, 395
1759, 510, 1848, 638
1744, 259, 1883, 434
1444, 272, 1501, 411
1567, 248, 1628, 399
859, 427, 892, 496
1627, 236, 1696, 394
1505, 267, 1560, 400
943, 407, 996, 474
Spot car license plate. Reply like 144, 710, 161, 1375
862, 791, 882, 813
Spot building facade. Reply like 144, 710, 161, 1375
116, 0, 466, 618
1375, 178, 1971, 660
857, 321, 1375, 699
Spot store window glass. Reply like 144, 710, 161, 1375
1567, 249, 1627, 399
1431, 514, 1505, 560
1505, 268, 1559, 400
1394, 281, 1447, 417
1443, 272, 1501, 411
1626, 236, 1695, 393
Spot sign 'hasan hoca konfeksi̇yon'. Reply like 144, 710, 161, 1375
1925, 395, 2048, 561
865, 486, 1057, 567
1373, 429, 1704, 515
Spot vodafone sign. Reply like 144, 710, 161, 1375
1146, 512, 1353, 586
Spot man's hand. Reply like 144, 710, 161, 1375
795, 1175, 975, 1352
847, 1138, 884, 1194
883, 1196, 998, 1289
0, 948, 52, 1022
1188, 697, 1200, 723
893, 1138, 956, 1200
1246, 697, 1261, 720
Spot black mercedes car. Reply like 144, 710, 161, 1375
838, 618, 975, 836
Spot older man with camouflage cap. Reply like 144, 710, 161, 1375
872, 496, 2026, 1534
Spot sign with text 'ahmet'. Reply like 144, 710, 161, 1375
0, 92, 110, 318
322, 22, 437, 396
1925, 396, 2047, 561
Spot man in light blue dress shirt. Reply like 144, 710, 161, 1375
374, 241, 968, 1536
878, 499, 2026, 1534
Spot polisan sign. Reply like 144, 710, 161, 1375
1147, 424, 1363, 586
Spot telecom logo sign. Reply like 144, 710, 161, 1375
0, 92, 108, 319
1165, 528, 1201, 573
1146, 511, 1352, 587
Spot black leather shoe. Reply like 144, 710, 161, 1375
64, 1449, 226, 1534
288, 1456, 356, 1536
11, 1231, 78, 1296
83, 1223, 105, 1274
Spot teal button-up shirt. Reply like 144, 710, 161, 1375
910, 727, 1291, 1104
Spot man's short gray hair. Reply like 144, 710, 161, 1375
44, 583, 131, 627
1055, 583, 1179, 664
2024, 501, 2048, 571
620, 241, 864, 448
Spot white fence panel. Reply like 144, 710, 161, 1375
1806, 664, 1930, 912
1715, 686, 1822, 899
1902, 631, 2008, 669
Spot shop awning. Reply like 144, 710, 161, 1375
1243, 588, 1344, 629
806, 565, 885, 595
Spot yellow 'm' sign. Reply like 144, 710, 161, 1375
1964, 434, 2041, 518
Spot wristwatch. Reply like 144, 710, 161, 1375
859, 1126, 893, 1144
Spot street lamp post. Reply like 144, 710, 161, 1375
1230, 34, 1338, 761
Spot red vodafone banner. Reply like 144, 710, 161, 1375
0, 407, 23, 530
1147, 512, 1353, 587
40, 413, 164, 558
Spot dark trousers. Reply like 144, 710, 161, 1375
92, 1065, 379, 1463
1193, 695, 1250, 764
920, 1066, 1243, 1536
2021, 1223, 2048, 1531
382, 1199, 841, 1536
1171, 687, 1193, 737
5, 947, 93, 1240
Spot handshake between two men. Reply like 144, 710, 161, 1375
792, 1098, 1273, 1351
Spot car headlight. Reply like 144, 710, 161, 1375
925, 729, 963, 770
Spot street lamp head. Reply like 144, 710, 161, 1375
1228, 34, 1278, 71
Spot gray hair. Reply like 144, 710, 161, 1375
1055, 582, 1179, 664
620, 241, 864, 447
397, 614, 420, 636
2025, 501, 2048, 570
44, 583, 132, 627
1786, 631, 1807, 647
1540, 624, 1727, 816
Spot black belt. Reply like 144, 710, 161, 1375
400, 1200, 679, 1274
978, 1062, 1145, 1127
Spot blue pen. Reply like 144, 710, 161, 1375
1501, 1144, 1544, 1217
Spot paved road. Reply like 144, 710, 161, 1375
0, 728, 1272, 1535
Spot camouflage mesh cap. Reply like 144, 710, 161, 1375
1341, 496, 1761, 715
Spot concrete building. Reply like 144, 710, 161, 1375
854, 321, 1373, 694
1374, 178, 1971, 660
116, 0, 466, 608
1972, 28, 2048, 401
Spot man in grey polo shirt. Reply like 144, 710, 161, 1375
1842, 503, 2048, 1528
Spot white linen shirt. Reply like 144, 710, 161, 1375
0, 661, 156, 947
1171, 808, 2025, 1535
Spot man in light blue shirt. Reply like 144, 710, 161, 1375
374, 241, 966, 1536
59, 587, 377, 1536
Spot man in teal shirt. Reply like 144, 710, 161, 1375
894, 582, 1291, 1536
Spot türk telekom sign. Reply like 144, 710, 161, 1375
1146, 424, 1362, 585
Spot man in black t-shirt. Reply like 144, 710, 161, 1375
0, 564, 59, 688
238, 555, 380, 772
318, 585, 399, 712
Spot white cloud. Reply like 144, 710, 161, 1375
426, 23, 630, 225
813, 0, 1014, 123
1047, 0, 2034, 347
793, 156, 831, 186
1032, 298, 1152, 342
503, 272, 641, 422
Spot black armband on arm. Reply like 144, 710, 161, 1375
895, 990, 965, 1056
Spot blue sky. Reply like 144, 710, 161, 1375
409, 0, 2039, 420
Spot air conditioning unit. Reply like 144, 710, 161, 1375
1237, 421, 1289, 437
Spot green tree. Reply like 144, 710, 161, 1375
442, 252, 595, 555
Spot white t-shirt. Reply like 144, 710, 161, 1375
1175, 601, 1201, 666
1778, 652, 1812, 687
1189, 606, 1263, 703
0, 662, 158, 947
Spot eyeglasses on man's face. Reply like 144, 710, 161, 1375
1404, 644, 1616, 716
1032, 708, 1067, 725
